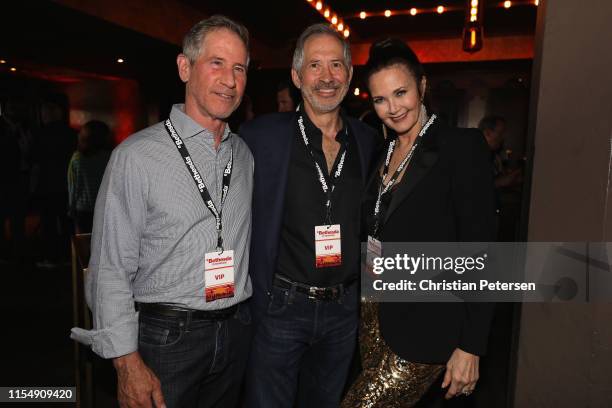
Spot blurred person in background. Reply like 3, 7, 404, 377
276, 79, 300, 112
67, 120, 112, 234
32, 94, 76, 268
0, 96, 32, 263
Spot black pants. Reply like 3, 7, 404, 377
138, 303, 252, 408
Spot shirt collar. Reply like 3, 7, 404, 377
169, 104, 231, 142
298, 104, 349, 144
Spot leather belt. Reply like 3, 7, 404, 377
273, 274, 355, 301
136, 302, 238, 320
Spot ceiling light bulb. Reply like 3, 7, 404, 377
504, 1, 511, 8
410, 8, 417, 16
354, 88, 360, 96
471, 0, 478, 7
331, 15, 337, 24
337, 22, 344, 31
117, 58, 124, 63
324, 9, 330, 18
437, 6, 445, 14
384, 10, 391, 17
343, 29, 350, 37
315, 1, 322, 10
359, 11, 366, 19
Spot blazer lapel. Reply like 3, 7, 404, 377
382, 121, 441, 225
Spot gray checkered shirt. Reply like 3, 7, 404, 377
71, 104, 253, 359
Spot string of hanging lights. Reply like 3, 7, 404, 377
304, 0, 351, 38
346, 0, 538, 20
303, 0, 538, 53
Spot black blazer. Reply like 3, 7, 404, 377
364, 119, 497, 364
241, 112, 378, 320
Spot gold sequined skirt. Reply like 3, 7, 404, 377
341, 302, 444, 408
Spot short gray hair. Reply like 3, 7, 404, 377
182, 15, 250, 65
292, 24, 351, 73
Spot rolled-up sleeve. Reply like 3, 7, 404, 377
70, 145, 148, 359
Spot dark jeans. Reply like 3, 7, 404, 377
246, 282, 358, 408
138, 302, 252, 408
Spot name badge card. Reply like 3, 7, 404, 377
204, 250, 235, 302
315, 225, 342, 268
366, 236, 382, 276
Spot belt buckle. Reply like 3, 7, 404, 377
308, 286, 321, 300
308, 286, 339, 301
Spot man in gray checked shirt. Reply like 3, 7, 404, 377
71, 15, 253, 408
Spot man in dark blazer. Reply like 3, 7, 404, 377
241, 24, 377, 407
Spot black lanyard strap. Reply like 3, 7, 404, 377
371, 114, 437, 237
297, 110, 348, 225
164, 119, 233, 251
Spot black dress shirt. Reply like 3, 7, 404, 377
276, 110, 363, 286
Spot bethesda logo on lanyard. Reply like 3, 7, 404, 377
370, 114, 437, 239
296, 107, 347, 269
163, 117, 237, 301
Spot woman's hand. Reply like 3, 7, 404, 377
441, 348, 479, 399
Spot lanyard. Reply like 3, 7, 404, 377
296, 109, 348, 226
164, 119, 233, 252
371, 114, 437, 237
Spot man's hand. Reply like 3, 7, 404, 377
441, 348, 479, 399
113, 351, 166, 408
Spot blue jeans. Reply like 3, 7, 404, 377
138, 303, 252, 408
246, 283, 358, 408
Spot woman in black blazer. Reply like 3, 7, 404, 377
342, 40, 497, 407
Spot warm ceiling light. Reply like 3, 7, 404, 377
534, 0, 539, 5
471, 7, 478, 15
359, 11, 366, 19
10, 67, 17, 72
343, 29, 350, 37
315, 1, 322, 10
331, 15, 338, 24
471, 0, 478, 6
504, 0, 511, 8
410, 8, 417, 16
354, 88, 360, 96
117, 58, 125, 63
437, 6, 445, 14
384, 10, 391, 17
0, 59, 6, 64
337, 22, 344, 31
307, 0, 313, 2
324, 9, 330, 18
470, 15, 477, 22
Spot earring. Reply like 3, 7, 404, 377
419, 102, 428, 126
